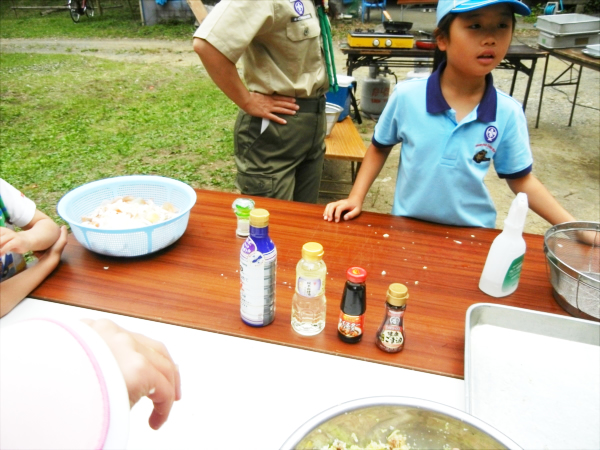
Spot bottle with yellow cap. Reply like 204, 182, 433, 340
375, 283, 408, 353
240, 208, 276, 327
291, 242, 327, 336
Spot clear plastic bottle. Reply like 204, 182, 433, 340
240, 209, 276, 326
376, 283, 408, 353
291, 242, 327, 336
479, 193, 528, 297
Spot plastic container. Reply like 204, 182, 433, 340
291, 242, 327, 336
536, 14, 600, 35
325, 103, 344, 137
583, 43, 600, 58
325, 75, 356, 122
479, 193, 528, 297
240, 208, 277, 326
57, 175, 196, 257
538, 31, 600, 49
338, 267, 367, 343
375, 283, 408, 353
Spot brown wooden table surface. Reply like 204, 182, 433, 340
32, 189, 567, 379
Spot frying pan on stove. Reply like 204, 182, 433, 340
382, 10, 412, 34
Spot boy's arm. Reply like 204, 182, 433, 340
323, 143, 393, 222
0, 209, 60, 256
0, 226, 68, 318
506, 173, 575, 226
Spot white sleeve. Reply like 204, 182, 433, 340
0, 319, 130, 450
0, 178, 36, 227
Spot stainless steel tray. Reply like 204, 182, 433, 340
465, 304, 600, 450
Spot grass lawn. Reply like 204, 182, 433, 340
0, 0, 197, 39
0, 52, 238, 224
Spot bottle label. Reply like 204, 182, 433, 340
502, 254, 524, 292
378, 310, 404, 350
338, 312, 364, 339
240, 237, 277, 326
297, 276, 322, 298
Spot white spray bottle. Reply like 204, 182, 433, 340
479, 192, 528, 297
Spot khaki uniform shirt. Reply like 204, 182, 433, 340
194, 0, 329, 98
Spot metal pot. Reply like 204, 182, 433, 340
381, 11, 412, 34
281, 396, 521, 450
383, 20, 412, 34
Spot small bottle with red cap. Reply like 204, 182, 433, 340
337, 267, 367, 344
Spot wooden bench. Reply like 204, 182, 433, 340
321, 116, 367, 194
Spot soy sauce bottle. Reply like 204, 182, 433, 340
337, 267, 367, 344
375, 283, 408, 353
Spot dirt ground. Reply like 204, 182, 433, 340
2, 12, 598, 235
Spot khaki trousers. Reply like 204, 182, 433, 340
233, 97, 326, 204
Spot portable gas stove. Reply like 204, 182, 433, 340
347, 29, 414, 49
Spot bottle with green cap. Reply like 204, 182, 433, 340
291, 242, 327, 336
240, 208, 276, 327
375, 283, 408, 353
231, 198, 255, 238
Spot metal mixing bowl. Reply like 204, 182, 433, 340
281, 396, 521, 450
544, 221, 600, 321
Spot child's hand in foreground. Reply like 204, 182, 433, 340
323, 198, 363, 223
81, 318, 182, 430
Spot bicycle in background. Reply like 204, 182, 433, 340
68, 0, 94, 22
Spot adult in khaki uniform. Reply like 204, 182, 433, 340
193, 0, 329, 203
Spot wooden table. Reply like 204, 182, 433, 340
32, 189, 567, 379
324, 116, 367, 188
341, 44, 548, 112
535, 46, 600, 128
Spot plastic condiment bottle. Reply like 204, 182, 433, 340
479, 193, 528, 297
232, 198, 255, 237
376, 283, 408, 353
240, 208, 277, 326
291, 242, 327, 336
338, 267, 367, 344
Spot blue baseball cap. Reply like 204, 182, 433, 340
436, 0, 531, 25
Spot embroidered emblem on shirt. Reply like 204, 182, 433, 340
484, 126, 498, 143
473, 150, 491, 163
294, 0, 304, 15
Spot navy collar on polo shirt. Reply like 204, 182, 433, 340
426, 60, 497, 123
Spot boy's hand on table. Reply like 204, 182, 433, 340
323, 198, 363, 223
81, 318, 182, 430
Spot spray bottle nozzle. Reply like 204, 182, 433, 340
504, 192, 528, 231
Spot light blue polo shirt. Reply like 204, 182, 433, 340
373, 62, 532, 228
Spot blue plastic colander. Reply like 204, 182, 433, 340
57, 175, 197, 257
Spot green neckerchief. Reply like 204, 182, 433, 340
317, 4, 339, 93
0, 195, 7, 227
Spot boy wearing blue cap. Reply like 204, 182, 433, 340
324, 0, 576, 229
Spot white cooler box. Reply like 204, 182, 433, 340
536, 13, 600, 49
538, 30, 600, 48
